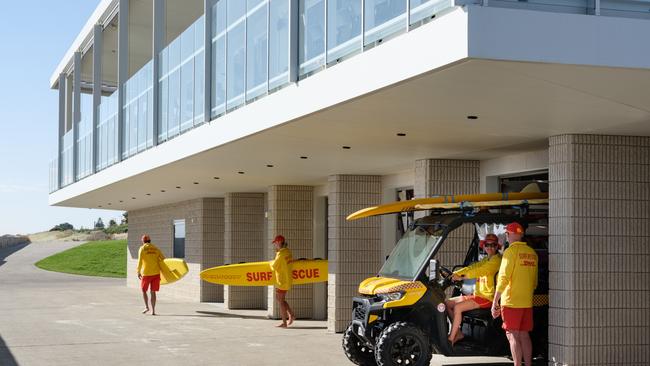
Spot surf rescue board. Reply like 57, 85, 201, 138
159, 258, 189, 285
200, 259, 327, 286
347, 192, 548, 221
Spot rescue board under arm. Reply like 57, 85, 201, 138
159, 258, 189, 285
346, 192, 548, 221
200, 259, 328, 286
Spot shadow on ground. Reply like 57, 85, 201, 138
0, 243, 29, 268
194, 311, 269, 320
0, 334, 18, 366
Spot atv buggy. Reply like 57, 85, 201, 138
342, 203, 549, 366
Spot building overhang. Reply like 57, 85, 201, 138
49, 6, 650, 210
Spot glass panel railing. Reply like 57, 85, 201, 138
364, 0, 407, 46
97, 90, 119, 172
485, 0, 591, 14
60, 130, 74, 187
159, 15, 205, 143
600, 0, 650, 19
410, 0, 454, 25
49, 158, 59, 193
327, 0, 362, 63
76, 93, 93, 180
123, 60, 154, 159
299, 0, 326, 76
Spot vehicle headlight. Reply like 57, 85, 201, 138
377, 292, 404, 302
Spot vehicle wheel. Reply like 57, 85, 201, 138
342, 323, 377, 366
375, 322, 431, 366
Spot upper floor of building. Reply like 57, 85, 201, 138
49, 0, 650, 209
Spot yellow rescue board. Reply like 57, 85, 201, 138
200, 259, 328, 286
159, 258, 189, 285
347, 192, 548, 221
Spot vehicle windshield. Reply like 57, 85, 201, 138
378, 224, 443, 280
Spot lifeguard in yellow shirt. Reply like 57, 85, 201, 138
270, 235, 295, 328
491, 222, 538, 366
446, 233, 502, 346
136, 234, 165, 315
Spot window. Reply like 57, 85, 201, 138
173, 219, 186, 258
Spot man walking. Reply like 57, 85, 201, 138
491, 222, 538, 366
136, 234, 165, 315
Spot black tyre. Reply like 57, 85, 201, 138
342, 323, 377, 366
375, 322, 432, 366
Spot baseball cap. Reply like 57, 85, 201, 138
272, 235, 285, 244
505, 222, 524, 235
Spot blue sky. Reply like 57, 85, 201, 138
0, 1, 123, 234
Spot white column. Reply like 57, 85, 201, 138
72, 51, 81, 181
117, 0, 129, 161
152, 0, 165, 146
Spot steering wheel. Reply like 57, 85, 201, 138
439, 265, 453, 279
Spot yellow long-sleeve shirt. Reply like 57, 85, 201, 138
453, 254, 502, 301
136, 243, 165, 276
496, 241, 538, 308
270, 247, 293, 291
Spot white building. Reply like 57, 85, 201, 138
49, 1, 650, 364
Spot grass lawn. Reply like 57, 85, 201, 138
35, 240, 127, 278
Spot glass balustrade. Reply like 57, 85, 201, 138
76, 93, 94, 180
159, 16, 206, 142
97, 90, 119, 171
60, 130, 74, 187
123, 60, 154, 159
49, 158, 59, 193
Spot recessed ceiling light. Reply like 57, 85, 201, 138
119, 200, 123, 203
98, 205, 103, 208
161, 190, 166, 192
266, 164, 274, 168
193, 182, 199, 185
131, 197, 136, 200
342, 146, 351, 149
238, 171, 245, 174
300, 156, 308, 159
467, 115, 478, 120
397, 133, 406, 137
108, 203, 112, 206
213, 177, 220, 180
146, 193, 151, 196
176, 186, 181, 189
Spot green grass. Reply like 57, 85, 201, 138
35, 240, 127, 278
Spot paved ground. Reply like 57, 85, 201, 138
0, 241, 513, 366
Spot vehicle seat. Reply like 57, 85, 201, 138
463, 308, 493, 327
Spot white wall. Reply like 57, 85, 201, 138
480, 148, 549, 192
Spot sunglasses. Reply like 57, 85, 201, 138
484, 243, 498, 248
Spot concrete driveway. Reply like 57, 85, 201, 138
0, 241, 512, 366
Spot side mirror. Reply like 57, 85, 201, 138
429, 259, 439, 282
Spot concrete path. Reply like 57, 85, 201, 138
0, 241, 512, 366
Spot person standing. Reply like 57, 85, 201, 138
270, 235, 295, 328
136, 234, 165, 315
491, 222, 538, 366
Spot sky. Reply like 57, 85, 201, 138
0, 1, 123, 235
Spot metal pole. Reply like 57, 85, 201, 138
289, 0, 298, 82
73, 51, 81, 181
92, 25, 102, 174
204, 0, 216, 122
117, 0, 129, 162
153, 0, 165, 145
58, 73, 66, 188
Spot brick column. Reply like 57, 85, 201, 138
414, 159, 480, 267
224, 193, 266, 309
328, 175, 382, 332
548, 135, 650, 365
201, 198, 224, 302
267, 185, 314, 319
127, 198, 223, 301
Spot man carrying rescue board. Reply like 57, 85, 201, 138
271, 235, 295, 328
137, 234, 165, 315
491, 222, 538, 366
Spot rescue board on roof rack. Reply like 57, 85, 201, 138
346, 192, 548, 221
200, 259, 328, 286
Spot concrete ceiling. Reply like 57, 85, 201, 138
56, 58, 650, 210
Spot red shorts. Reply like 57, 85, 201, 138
141, 274, 161, 292
502, 307, 533, 332
461, 295, 492, 309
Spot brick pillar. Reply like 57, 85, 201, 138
328, 175, 382, 332
267, 185, 314, 319
548, 135, 650, 365
414, 159, 480, 267
201, 198, 224, 302
224, 193, 266, 309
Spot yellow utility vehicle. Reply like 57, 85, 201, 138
342, 192, 549, 366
